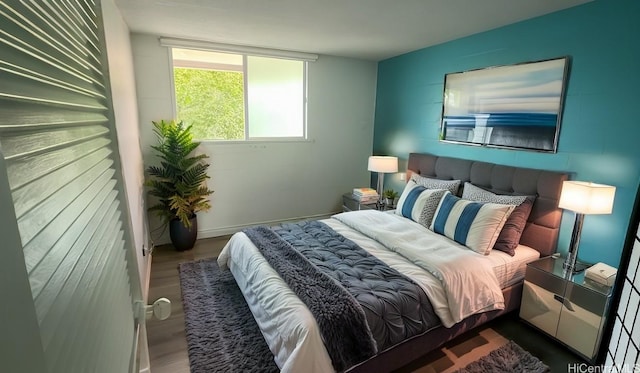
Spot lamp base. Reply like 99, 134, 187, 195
565, 260, 590, 274
376, 171, 384, 203
563, 212, 585, 277
561, 257, 590, 280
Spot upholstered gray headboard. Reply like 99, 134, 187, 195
407, 153, 568, 257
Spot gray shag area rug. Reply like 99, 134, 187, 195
179, 258, 279, 373
179, 258, 548, 373
454, 340, 550, 373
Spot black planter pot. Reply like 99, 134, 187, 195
169, 215, 198, 251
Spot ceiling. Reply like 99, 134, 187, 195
114, 0, 591, 61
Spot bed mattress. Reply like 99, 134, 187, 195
324, 214, 539, 290
218, 211, 527, 372
486, 245, 540, 288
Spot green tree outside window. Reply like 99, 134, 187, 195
174, 68, 245, 140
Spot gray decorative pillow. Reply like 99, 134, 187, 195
418, 189, 447, 228
462, 182, 527, 205
410, 174, 461, 195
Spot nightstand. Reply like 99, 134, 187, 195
342, 193, 377, 212
520, 256, 613, 362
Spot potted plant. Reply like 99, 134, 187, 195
145, 120, 214, 251
383, 189, 399, 208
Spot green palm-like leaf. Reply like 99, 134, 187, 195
144, 119, 214, 228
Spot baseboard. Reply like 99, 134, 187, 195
137, 323, 151, 373
142, 253, 152, 301
197, 212, 340, 239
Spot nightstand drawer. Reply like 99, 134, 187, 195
342, 193, 376, 212
525, 264, 566, 296
343, 197, 364, 211
520, 280, 562, 337
564, 282, 609, 316
556, 299, 602, 359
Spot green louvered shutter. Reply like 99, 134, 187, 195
0, 1, 141, 372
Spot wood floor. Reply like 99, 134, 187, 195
146, 236, 584, 373
147, 236, 228, 373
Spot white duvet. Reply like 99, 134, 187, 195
217, 210, 505, 373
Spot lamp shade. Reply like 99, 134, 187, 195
558, 181, 616, 215
367, 156, 398, 173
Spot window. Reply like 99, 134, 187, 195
171, 47, 307, 141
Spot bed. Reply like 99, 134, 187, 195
217, 152, 568, 373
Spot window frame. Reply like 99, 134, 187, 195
166, 41, 314, 143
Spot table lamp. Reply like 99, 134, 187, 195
558, 181, 616, 274
367, 156, 398, 201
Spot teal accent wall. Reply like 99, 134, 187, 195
374, 0, 639, 267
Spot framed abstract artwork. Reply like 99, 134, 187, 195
440, 57, 570, 152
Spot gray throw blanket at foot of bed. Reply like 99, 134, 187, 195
243, 226, 377, 372
243, 221, 439, 372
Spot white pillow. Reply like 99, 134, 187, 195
396, 181, 447, 227
429, 192, 515, 255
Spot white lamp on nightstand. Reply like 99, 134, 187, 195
367, 156, 398, 200
558, 181, 616, 274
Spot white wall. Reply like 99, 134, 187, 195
131, 33, 378, 241
102, 0, 148, 290
101, 1, 151, 372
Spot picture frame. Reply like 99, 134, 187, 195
440, 56, 570, 152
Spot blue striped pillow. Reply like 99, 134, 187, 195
430, 192, 515, 255
396, 181, 447, 227
401, 185, 428, 217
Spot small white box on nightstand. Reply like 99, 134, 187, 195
585, 262, 617, 287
